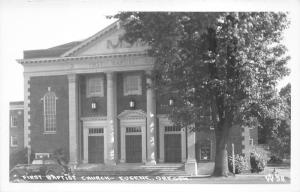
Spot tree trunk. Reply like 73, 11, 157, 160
213, 120, 230, 176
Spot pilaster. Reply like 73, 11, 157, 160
24, 74, 31, 163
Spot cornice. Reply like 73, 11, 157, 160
9, 105, 24, 110
81, 116, 107, 121
118, 110, 147, 120
17, 52, 148, 65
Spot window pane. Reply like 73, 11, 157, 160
124, 75, 141, 95
87, 77, 103, 97
43, 91, 56, 132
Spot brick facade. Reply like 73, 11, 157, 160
29, 75, 69, 155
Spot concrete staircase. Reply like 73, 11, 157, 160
75, 163, 188, 176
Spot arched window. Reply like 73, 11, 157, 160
42, 87, 57, 133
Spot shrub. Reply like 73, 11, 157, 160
9, 147, 34, 169
268, 155, 283, 164
250, 151, 267, 173
52, 148, 69, 165
228, 154, 249, 174
10, 149, 27, 169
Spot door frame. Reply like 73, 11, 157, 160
82, 117, 107, 164
118, 110, 147, 163
158, 115, 186, 163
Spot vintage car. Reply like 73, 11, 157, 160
10, 158, 71, 181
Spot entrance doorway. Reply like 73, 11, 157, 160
87, 128, 104, 163
164, 134, 182, 163
126, 134, 142, 163
118, 110, 147, 163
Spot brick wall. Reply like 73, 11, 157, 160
116, 71, 147, 114
80, 74, 107, 117
195, 125, 245, 162
9, 109, 24, 153
29, 75, 69, 156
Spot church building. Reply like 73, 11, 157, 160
17, 21, 257, 175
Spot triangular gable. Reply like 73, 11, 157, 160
61, 21, 149, 57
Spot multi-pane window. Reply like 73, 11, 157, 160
11, 115, 17, 127
86, 77, 104, 97
89, 128, 104, 135
123, 74, 142, 96
249, 138, 254, 146
42, 87, 57, 133
11, 136, 18, 147
199, 140, 211, 160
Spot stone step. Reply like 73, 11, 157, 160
75, 170, 188, 176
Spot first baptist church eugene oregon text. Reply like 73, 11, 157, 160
13, 21, 258, 175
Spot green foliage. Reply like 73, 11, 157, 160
228, 154, 249, 174
52, 148, 69, 165
269, 83, 290, 159
250, 151, 267, 173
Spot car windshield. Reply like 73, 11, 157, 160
32, 160, 43, 164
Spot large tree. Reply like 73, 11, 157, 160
112, 12, 290, 176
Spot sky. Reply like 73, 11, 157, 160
0, 0, 300, 191
0, 0, 296, 103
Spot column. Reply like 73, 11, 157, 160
83, 127, 89, 163
146, 70, 157, 164
181, 127, 187, 163
106, 72, 116, 165
68, 74, 79, 165
185, 124, 198, 175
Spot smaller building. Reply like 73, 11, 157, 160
9, 101, 24, 154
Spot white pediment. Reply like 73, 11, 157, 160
64, 22, 150, 57
118, 110, 147, 120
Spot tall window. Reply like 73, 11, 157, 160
86, 76, 104, 97
11, 115, 17, 128
123, 74, 142, 96
42, 87, 57, 133
11, 136, 18, 147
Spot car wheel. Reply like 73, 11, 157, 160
46, 170, 59, 176
10, 171, 21, 182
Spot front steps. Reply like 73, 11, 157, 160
75, 163, 188, 176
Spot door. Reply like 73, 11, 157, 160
126, 135, 142, 163
165, 134, 181, 163
88, 136, 104, 163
